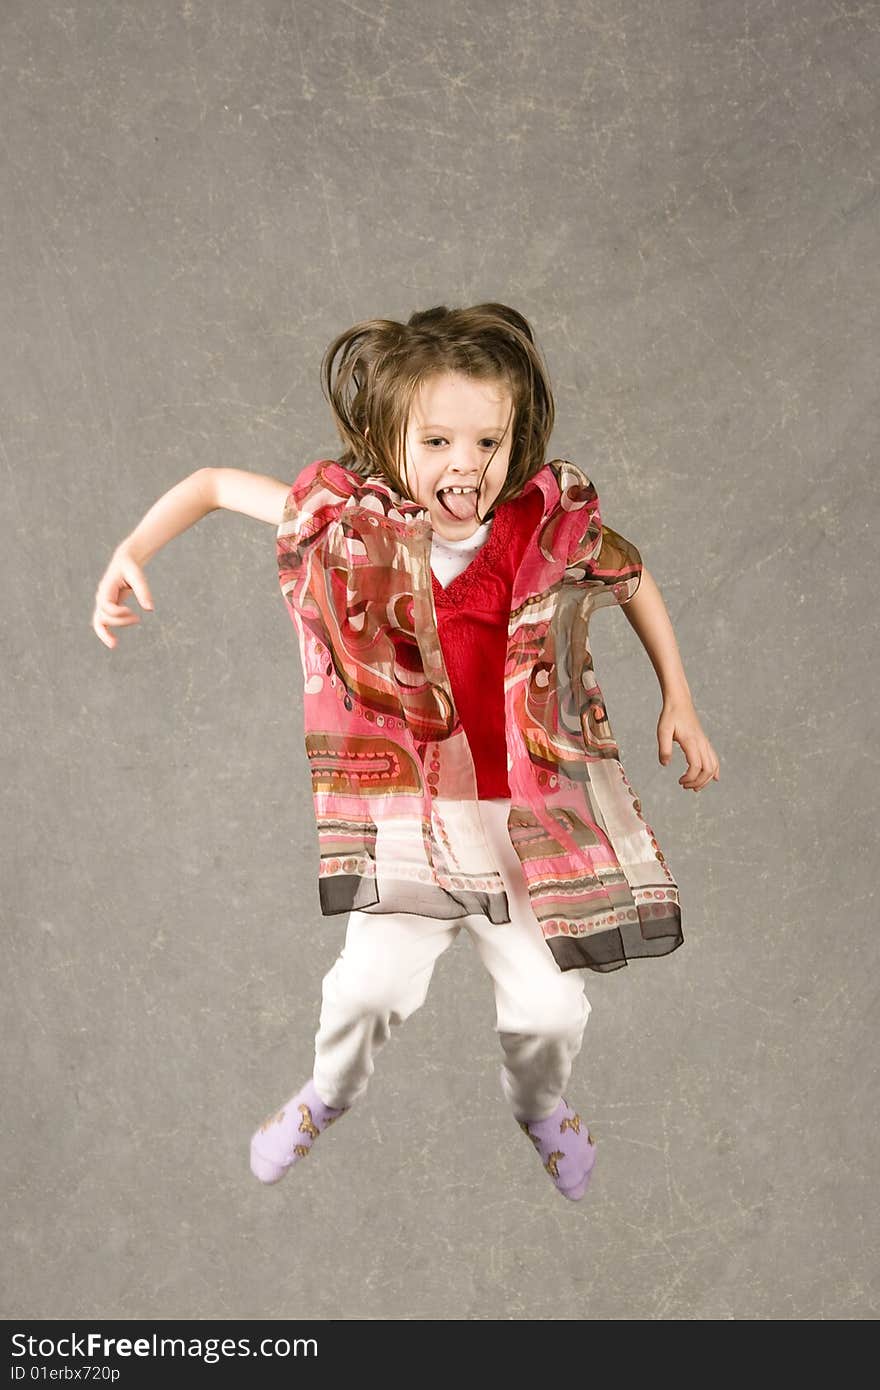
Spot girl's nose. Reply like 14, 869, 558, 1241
451, 448, 481, 473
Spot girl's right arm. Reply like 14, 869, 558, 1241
92, 467, 291, 649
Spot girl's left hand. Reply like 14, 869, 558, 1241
657, 696, 720, 792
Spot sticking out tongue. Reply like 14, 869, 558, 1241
437, 488, 479, 520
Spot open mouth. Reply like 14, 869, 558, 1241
436, 485, 479, 517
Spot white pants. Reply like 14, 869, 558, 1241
312, 798, 592, 1122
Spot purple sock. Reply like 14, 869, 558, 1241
516, 1096, 597, 1201
250, 1077, 350, 1185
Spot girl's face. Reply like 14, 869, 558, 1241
401, 371, 515, 540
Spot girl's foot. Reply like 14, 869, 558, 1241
250, 1077, 350, 1184
512, 1087, 597, 1201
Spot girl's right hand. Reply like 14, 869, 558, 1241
92, 546, 155, 649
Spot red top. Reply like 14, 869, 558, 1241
431, 488, 544, 797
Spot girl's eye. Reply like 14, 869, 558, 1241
423, 438, 499, 448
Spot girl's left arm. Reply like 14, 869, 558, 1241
620, 567, 720, 793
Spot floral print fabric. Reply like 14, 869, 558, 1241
277, 457, 682, 973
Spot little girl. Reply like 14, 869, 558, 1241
93, 302, 719, 1203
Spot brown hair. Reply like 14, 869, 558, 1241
319, 303, 556, 524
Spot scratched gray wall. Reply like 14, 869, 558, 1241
3, 0, 877, 1322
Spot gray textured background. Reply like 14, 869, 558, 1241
3, 0, 877, 1321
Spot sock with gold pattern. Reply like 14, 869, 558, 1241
515, 1094, 597, 1201
250, 1077, 349, 1184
